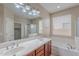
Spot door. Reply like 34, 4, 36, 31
14, 23, 21, 40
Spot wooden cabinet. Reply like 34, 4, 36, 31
45, 42, 49, 56
26, 40, 51, 56
26, 51, 35, 56
49, 41, 51, 55
36, 45, 44, 56
36, 50, 44, 56
45, 41, 51, 56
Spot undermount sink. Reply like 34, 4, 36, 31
3, 47, 24, 56
0, 39, 42, 55
19, 39, 42, 46
0, 48, 8, 55
0, 37, 51, 56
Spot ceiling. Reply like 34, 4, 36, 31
3, 3, 79, 19
40, 3, 79, 13
4, 3, 40, 19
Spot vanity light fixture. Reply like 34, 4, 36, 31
32, 9, 40, 16
14, 3, 40, 16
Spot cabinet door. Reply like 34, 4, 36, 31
45, 42, 49, 56
25, 41, 51, 56
36, 45, 44, 56
45, 41, 51, 56
36, 50, 44, 56
26, 51, 35, 56
48, 41, 51, 55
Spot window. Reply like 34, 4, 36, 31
52, 15, 71, 36
30, 24, 37, 34
39, 20, 43, 34
76, 17, 79, 37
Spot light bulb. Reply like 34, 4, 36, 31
32, 9, 36, 12
25, 5, 31, 10
28, 12, 32, 15
32, 12, 37, 16
32, 9, 37, 16
22, 9, 26, 12
16, 5, 20, 8
15, 4, 20, 8
37, 11, 40, 14
57, 6, 60, 8
19, 3, 24, 5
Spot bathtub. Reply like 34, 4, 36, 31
51, 44, 79, 56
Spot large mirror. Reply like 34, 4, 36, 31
14, 19, 41, 40
28, 19, 38, 37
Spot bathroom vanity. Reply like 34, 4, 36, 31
0, 37, 51, 56
26, 41, 51, 56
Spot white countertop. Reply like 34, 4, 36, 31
0, 37, 51, 56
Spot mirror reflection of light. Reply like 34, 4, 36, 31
16, 5, 20, 8
33, 12, 37, 16
32, 9, 40, 16
22, 9, 27, 12
19, 3, 24, 5
25, 5, 31, 11
32, 9, 36, 12
15, 4, 20, 8
28, 12, 32, 15
37, 11, 40, 14
57, 6, 60, 8
14, 3, 40, 16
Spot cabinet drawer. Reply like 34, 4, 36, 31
36, 50, 44, 56
36, 45, 44, 54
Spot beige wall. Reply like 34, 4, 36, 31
51, 6, 79, 47
0, 5, 4, 43
30, 4, 50, 36
0, 4, 30, 42
30, 19, 39, 34
4, 6, 14, 42
0, 5, 14, 43
0, 4, 51, 43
